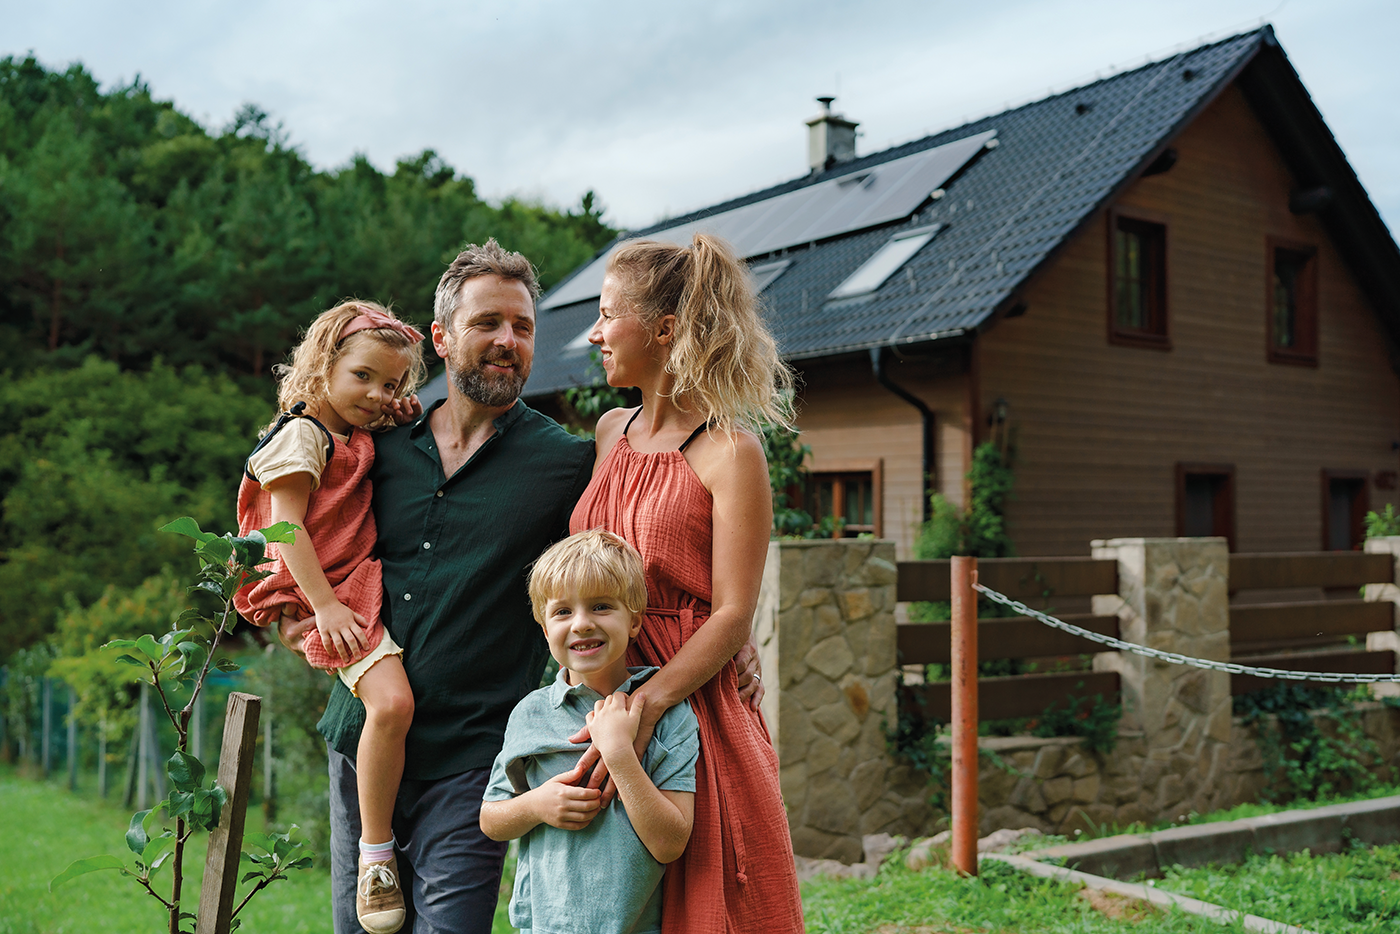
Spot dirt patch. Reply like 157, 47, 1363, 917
1077, 887, 1159, 922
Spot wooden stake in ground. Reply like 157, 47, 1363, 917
195, 692, 261, 934
950, 556, 979, 876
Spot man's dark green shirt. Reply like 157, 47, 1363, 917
317, 398, 594, 780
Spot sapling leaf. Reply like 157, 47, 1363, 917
214, 658, 240, 672
243, 832, 273, 853
176, 642, 205, 675
167, 790, 193, 817
114, 654, 147, 668
167, 750, 205, 790
196, 581, 225, 598
161, 517, 216, 544
258, 521, 299, 545
230, 531, 266, 566
148, 849, 174, 878
230, 918, 242, 931
135, 634, 163, 661
105, 639, 138, 649
49, 854, 125, 891
241, 871, 262, 884
126, 810, 151, 854
288, 857, 313, 870
196, 537, 234, 566
142, 831, 174, 867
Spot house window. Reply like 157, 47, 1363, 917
1267, 240, 1318, 365
1109, 212, 1169, 348
1322, 470, 1368, 551
1175, 463, 1234, 549
806, 460, 882, 537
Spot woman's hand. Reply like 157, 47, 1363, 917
275, 615, 316, 660
313, 600, 370, 663
734, 636, 765, 711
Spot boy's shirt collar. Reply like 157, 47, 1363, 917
549, 665, 658, 708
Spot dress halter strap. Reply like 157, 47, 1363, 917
620, 406, 708, 452
678, 422, 710, 453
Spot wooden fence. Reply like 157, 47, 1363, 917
896, 549, 1399, 724
896, 556, 1121, 722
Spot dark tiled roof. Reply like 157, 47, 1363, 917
502, 26, 1397, 400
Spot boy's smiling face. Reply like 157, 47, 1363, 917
543, 593, 643, 695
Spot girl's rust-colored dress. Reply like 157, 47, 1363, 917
570, 417, 805, 934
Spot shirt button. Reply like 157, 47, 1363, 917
435, 490, 444, 498
403, 593, 412, 602
422, 542, 431, 550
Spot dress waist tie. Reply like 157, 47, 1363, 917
646, 605, 749, 886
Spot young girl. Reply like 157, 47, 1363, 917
234, 301, 426, 934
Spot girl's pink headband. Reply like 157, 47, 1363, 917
339, 307, 425, 344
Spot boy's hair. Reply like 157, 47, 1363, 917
270, 300, 427, 433
528, 529, 648, 625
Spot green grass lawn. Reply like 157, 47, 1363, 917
801, 858, 1234, 934
1155, 843, 1400, 933
0, 764, 513, 934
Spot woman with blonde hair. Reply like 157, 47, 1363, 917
570, 233, 804, 932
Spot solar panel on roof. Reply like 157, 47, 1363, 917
540, 129, 997, 310
749, 259, 792, 293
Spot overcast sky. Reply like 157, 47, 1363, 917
4, 0, 1396, 233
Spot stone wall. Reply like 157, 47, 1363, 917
755, 539, 932, 863
973, 704, 1400, 836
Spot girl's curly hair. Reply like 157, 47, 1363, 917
268, 300, 426, 434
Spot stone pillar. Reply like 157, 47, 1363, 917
754, 539, 930, 863
1363, 536, 1400, 696
1090, 537, 1232, 820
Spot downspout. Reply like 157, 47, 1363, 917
870, 346, 936, 522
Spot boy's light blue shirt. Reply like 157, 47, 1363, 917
484, 666, 699, 934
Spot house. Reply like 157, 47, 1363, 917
517, 26, 1400, 558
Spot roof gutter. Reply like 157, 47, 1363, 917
870, 346, 936, 522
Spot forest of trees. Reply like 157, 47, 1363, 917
0, 55, 618, 656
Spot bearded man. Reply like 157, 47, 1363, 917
298, 239, 595, 933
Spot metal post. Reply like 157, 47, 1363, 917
41, 677, 52, 778
67, 684, 77, 792
262, 711, 275, 823
950, 555, 979, 876
137, 684, 150, 810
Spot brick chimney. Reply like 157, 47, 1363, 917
806, 96, 858, 173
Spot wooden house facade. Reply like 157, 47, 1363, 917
520, 27, 1400, 558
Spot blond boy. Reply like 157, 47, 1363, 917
480, 529, 698, 934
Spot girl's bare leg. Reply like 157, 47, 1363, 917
353, 655, 414, 846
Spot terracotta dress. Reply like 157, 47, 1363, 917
571, 417, 805, 934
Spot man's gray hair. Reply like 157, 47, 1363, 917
433, 238, 541, 327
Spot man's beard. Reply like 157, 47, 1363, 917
449, 348, 529, 407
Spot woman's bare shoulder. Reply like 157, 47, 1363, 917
593, 405, 639, 464
691, 426, 766, 489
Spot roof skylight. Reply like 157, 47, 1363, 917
828, 225, 942, 300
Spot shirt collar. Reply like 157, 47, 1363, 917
408, 396, 526, 437
548, 665, 659, 708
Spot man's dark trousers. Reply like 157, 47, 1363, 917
329, 748, 507, 934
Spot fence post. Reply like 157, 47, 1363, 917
41, 677, 52, 778
1364, 536, 1400, 696
196, 692, 262, 934
1091, 537, 1231, 822
950, 555, 979, 876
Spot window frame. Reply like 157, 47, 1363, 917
1174, 462, 1235, 551
1265, 237, 1319, 367
806, 458, 883, 538
1107, 208, 1171, 350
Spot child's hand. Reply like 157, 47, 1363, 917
313, 601, 370, 663
591, 692, 644, 762
532, 761, 601, 831
383, 394, 422, 426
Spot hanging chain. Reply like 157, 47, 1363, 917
971, 582, 1400, 684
